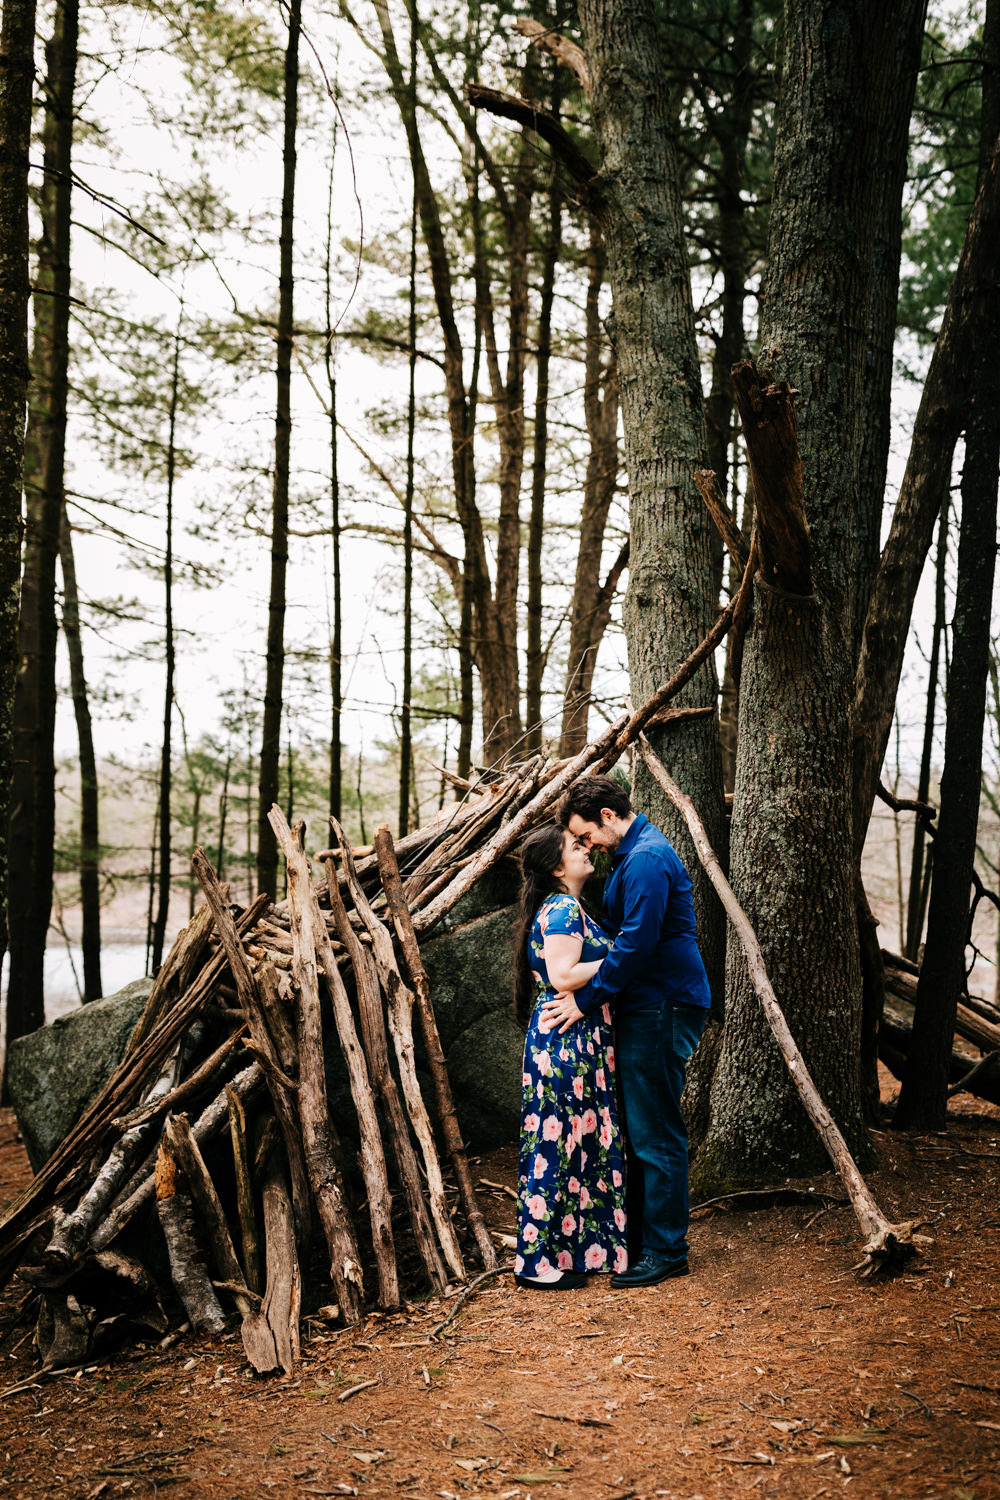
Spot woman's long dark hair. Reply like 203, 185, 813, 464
513, 823, 571, 1028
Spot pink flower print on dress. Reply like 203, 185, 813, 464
536, 1256, 553, 1275
614, 1206, 626, 1231
536, 1050, 552, 1077
542, 1115, 562, 1141
559, 1047, 571, 1063
557, 1250, 573, 1270
606, 1046, 615, 1070
533, 1153, 547, 1180
612, 1169, 623, 1188
614, 1244, 628, 1273
522, 1073, 532, 1087
584, 1243, 607, 1270
568, 1176, 581, 1196
579, 1185, 592, 1210
602, 1003, 613, 1026
522, 1223, 538, 1243
599, 1121, 613, 1149
561, 1214, 576, 1235
597, 1179, 607, 1193
569, 1115, 583, 1145
580, 1150, 588, 1170
581, 1109, 598, 1135
572, 1075, 584, 1100
523, 1113, 540, 1133
595, 1068, 606, 1091
514, 1254, 524, 1273
587, 1040, 595, 1055
531, 970, 543, 985
527, 1194, 547, 1220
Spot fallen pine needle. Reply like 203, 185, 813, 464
337, 1377, 381, 1402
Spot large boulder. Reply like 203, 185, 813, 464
7, 978, 154, 1171
9, 876, 527, 1171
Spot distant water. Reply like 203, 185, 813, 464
1, 941, 151, 1025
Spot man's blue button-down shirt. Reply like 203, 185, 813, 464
576, 812, 710, 1015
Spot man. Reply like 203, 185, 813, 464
539, 774, 710, 1286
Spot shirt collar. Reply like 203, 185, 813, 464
611, 811, 647, 866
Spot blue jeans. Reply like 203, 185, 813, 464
616, 998, 707, 1261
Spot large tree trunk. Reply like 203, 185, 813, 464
256, 0, 301, 901
576, 0, 726, 1002
695, 0, 925, 1190
0, 0, 36, 1074
8, 0, 77, 1039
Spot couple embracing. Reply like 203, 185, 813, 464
512, 775, 710, 1291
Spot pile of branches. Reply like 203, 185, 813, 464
879, 950, 1000, 1106
0, 782, 560, 1375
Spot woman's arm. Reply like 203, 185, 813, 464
542, 933, 603, 992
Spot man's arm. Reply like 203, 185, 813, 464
542, 851, 671, 1022
587, 851, 669, 1001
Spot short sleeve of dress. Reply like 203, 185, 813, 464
538, 894, 585, 940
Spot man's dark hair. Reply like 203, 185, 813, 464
558, 774, 632, 827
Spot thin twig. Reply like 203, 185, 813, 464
428, 1266, 511, 1340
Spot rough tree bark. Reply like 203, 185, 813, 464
8, 0, 76, 1038
693, 0, 926, 1191
0, 0, 35, 1038
575, 0, 726, 1003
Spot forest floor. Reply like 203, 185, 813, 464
1, 1071, 998, 1500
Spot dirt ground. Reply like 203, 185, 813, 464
1, 1073, 999, 1500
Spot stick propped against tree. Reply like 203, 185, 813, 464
637, 735, 921, 1273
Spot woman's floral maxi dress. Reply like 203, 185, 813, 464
515, 893, 628, 1277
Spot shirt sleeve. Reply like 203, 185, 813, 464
539, 894, 584, 940
576, 851, 671, 1013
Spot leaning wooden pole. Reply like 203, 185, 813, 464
268, 806, 401, 1311
636, 734, 920, 1273
374, 823, 498, 1271
412, 546, 757, 936
331, 817, 467, 1284
265, 811, 364, 1323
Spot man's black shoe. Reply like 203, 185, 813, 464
610, 1253, 689, 1287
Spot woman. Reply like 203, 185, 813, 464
512, 824, 628, 1290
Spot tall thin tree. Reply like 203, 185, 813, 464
399, 0, 418, 835
8, 0, 79, 1038
905, 495, 949, 960
151, 312, 182, 971
324, 147, 342, 821
0, 0, 37, 1061
257, 0, 302, 900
